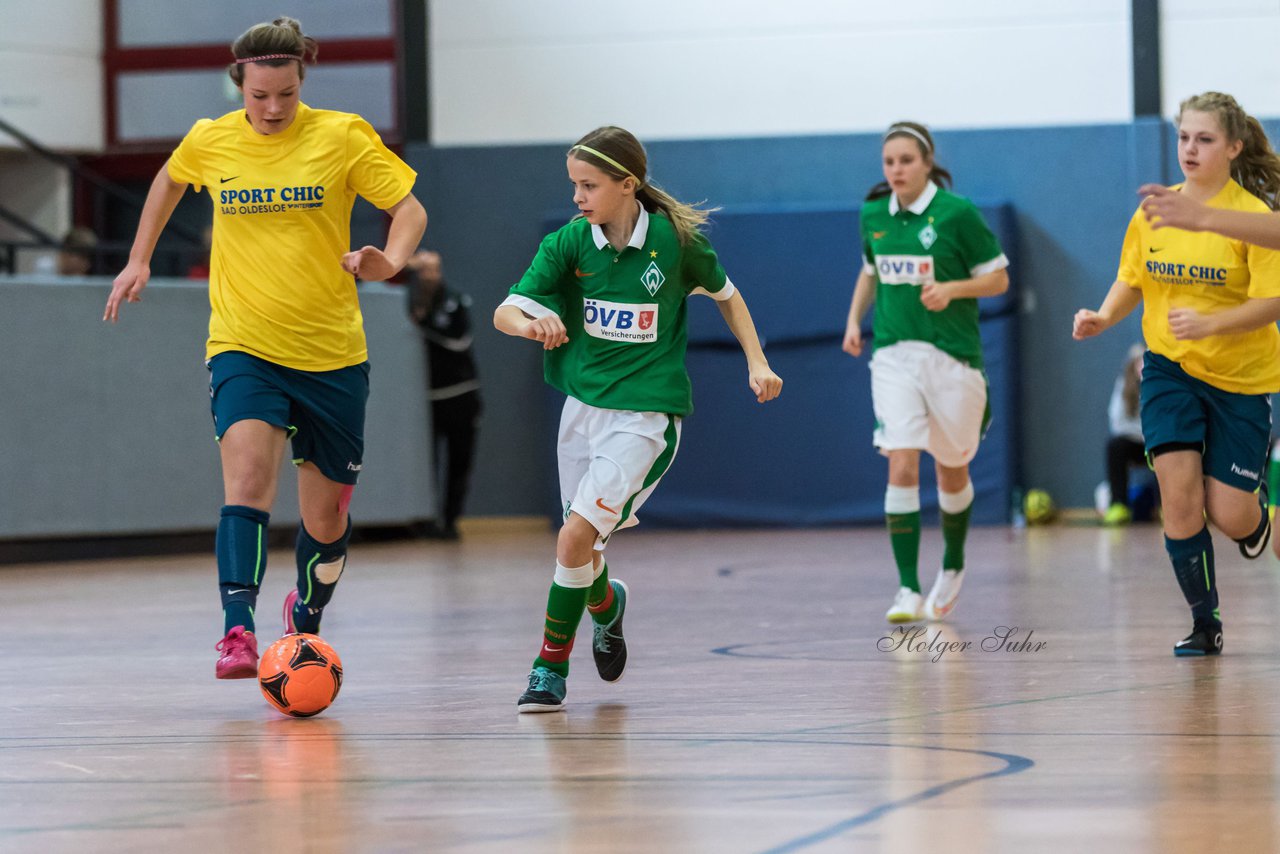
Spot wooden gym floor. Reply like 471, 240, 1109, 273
3, 521, 1279, 853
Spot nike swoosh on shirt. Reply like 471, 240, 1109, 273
1148, 247, 1163, 253
575, 268, 595, 278
220, 176, 239, 184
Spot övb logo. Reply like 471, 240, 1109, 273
876, 254, 934, 286
583, 298, 659, 343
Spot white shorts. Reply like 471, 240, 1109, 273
869, 341, 988, 467
558, 397, 682, 548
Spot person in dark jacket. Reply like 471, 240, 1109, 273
407, 250, 482, 539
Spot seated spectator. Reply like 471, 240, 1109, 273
56, 226, 98, 275
1102, 344, 1151, 525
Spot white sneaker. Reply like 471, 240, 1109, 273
885, 587, 924, 624
923, 568, 964, 621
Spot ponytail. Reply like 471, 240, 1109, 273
1235, 115, 1280, 210
636, 183, 716, 246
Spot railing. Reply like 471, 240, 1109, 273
0, 115, 204, 274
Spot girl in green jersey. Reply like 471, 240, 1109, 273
843, 121, 1010, 626
495, 126, 782, 712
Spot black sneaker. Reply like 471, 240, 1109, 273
517, 666, 566, 713
1174, 624, 1224, 657
592, 580, 628, 682
1238, 480, 1271, 559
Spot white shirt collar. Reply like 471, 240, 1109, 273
888, 180, 938, 216
591, 202, 649, 251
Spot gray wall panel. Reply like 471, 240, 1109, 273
0, 277, 434, 538
117, 63, 397, 142
118, 0, 392, 47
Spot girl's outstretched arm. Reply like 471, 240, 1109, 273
1140, 184, 1280, 249
104, 163, 187, 322
716, 291, 782, 403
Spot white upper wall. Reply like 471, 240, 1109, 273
0, 0, 102, 151
1162, 0, 1280, 120
9, 2, 1280, 154
429, 0, 1134, 146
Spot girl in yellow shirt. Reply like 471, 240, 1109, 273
1074, 92, 1280, 656
104, 17, 427, 680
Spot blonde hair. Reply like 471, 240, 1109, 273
1178, 91, 1280, 211
227, 17, 318, 87
568, 126, 716, 246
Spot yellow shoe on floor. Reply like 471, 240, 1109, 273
1102, 503, 1132, 526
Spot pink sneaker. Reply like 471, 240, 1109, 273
215, 626, 259, 679
283, 589, 299, 636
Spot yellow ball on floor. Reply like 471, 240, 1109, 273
1024, 488, 1057, 525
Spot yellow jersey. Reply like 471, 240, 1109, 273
1117, 180, 1280, 394
167, 103, 417, 371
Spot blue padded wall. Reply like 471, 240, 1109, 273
633, 203, 1019, 527
413, 121, 1182, 518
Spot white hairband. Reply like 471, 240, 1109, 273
884, 125, 932, 153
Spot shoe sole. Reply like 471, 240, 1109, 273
1173, 648, 1220, 657
517, 701, 565, 714
886, 613, 923, 625
598, 580, 629, 683
216, 662, 258, 679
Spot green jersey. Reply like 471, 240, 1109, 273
505, 205, 732, 416
860, 182, 1007, 368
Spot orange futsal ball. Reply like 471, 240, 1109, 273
258, 633, 344, 718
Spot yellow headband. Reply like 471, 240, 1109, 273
570, 144, 642, 185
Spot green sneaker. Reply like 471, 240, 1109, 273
517, 666, 566, 713
592, 580, 628, 682
1102, 503, 1132, 526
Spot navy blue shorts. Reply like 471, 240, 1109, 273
208, 351, 370, 485
1140, 350, 1270, 492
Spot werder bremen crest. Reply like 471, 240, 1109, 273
918, 224, 937, 250
641, 261, 666, 295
